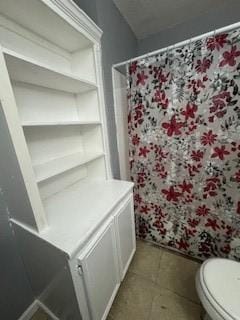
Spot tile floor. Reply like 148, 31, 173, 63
108, 240, 203, 320
31, 240, 203, 320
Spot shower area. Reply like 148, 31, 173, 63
113, 24, 240, 261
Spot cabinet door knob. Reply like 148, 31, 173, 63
77, 264, 83, 275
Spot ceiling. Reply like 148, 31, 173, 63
113, 0, 228, 39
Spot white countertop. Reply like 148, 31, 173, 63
38, 179, 133, 258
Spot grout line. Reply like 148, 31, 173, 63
127, 269, 158, 285
162, 287, 201, 306
128, 268, 201, 307
156, 246, 164, 277
134, 239, 201, 306
147, 295, 154, 320
146, 275, 161, 320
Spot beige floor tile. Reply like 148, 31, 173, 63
149, 288, 202, 320
157, 251, 200, 303
31, 308, 49, 320
109, 272, 157, 320
129, 240, 163, 282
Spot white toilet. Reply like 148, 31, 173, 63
196, 258, 240, 320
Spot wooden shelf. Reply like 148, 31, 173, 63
34, 151, 105, 183
4, 49, 97, 94
22, 120, 101, 127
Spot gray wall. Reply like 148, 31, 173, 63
74, 0, 138, 178
14, 224, 81, 320
138, 1, 240, 55
0, 107, 34, 319
0, 197, 34, 320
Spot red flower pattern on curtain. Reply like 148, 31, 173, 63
127, 29, 240, 261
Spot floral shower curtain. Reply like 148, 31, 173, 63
127, 29, 240, 261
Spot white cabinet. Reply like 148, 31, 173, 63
78, 219, 120, 320
115, 196, 136, 280
69, 190, 136, 320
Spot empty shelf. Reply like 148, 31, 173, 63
22, 120, 101, 127
4, 49, 97, 93
34, 151, 104, 183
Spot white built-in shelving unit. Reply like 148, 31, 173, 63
0, 0, 111, 231
1, 2, 135, 319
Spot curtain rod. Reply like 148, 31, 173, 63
113, 21, 240, 69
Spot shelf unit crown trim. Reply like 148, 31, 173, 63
44, 0, 103, 44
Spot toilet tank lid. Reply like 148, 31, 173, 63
201, 258, 240, 320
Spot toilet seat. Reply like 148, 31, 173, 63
197, 258, 240, 320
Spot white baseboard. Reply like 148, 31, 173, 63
18, 299, 60, 320
37, 300, 60, 320
18, 300, 39, 320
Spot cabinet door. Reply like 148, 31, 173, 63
79, 219, 120, 320
115, 196, 136, 280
